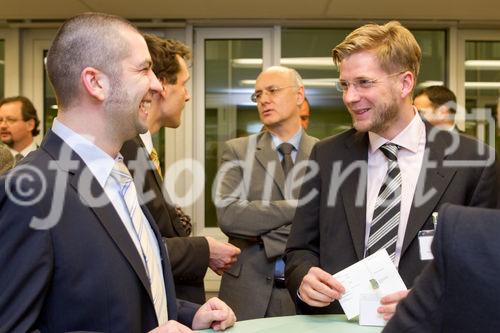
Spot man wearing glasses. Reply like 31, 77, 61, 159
0, 96, 40, 162
215, 66, 318, 320
285, 21, 499, 320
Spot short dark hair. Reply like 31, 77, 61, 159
0, 96, 40, 136
143, 34, 191, 85
46, 12, 139, 109
415, 85, 457, 114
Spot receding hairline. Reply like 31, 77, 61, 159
45, 13, 143, 108
257, 66, 303, 87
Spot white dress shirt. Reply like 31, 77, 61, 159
365, 110, 426, 267
51, 119, 165, 277
10, 140, 38, 158
139, 131, 154, 155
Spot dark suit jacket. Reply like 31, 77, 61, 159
0, 131, 199, 332
285, 122, 500, 314
216, 130, 318, 320
121, 137, 209, 304
384, 204, 500, 333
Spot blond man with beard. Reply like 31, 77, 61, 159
285, 21, 499, 321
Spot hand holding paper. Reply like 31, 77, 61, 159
299, 267, 345, 307
378, 289, 410, 320
332, 250, 407, 322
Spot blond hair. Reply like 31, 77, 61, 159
332, 21, 421, 78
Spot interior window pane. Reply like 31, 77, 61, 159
281, 28, 447, 140
204, 39, 263, 227
0, 40, 4, 99
43, 50, 57, 133
465, 40, 500, 152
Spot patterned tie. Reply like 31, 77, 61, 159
277, 142, 294, 177
111, 158, 168, 325
15, 153, 23, 164
149, 147, 163, 180
366, 143, 402, 262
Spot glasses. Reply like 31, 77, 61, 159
0, 117, 21, 125
335, 71, 405, 93
251, 85, 296, 103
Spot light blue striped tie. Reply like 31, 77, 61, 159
111, 158, 168, 325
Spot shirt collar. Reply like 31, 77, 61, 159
369, 108, 425, 154
9, 140, 38, 157
270, 127, 303, 151
51, 118, 116, 188
139, 131, 154, 154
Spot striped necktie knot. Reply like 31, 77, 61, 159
380, 143, 399, 161
110, 159, 133, 192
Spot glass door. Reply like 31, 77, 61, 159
0, 28, 20, 99
194, 28, 275, 232
458, 31, 500, 151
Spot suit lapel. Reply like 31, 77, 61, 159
401, 124, 457, 256
340, 131, 369, 260
44, 131, 154, 300
127, 137, 164, 188
255, 131, 286, 197
292, 133, 317, 198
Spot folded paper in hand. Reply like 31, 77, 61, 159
332, 249, 407, 320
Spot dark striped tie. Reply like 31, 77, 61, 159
366, 143, 401, 262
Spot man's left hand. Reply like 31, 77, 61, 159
192, 297, 236, 331
378, 289, 410, 320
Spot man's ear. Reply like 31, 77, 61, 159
400, 71, 415, 99
81, 67, 108, 101
159, 78, 168, 97
296, 85, 305, 106
25, 118, 35, 132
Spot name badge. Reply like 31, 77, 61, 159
418, 230, 435, 260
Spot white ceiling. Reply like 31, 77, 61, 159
1, 0, 500, 24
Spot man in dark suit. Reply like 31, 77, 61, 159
414, 85, 460, 132
384, 204, 500, 333
0, 95, 40, 161
285, 21, 499, 321
215, 66, 319, 320
122, 34, 240, 305
0, 13, 235, 332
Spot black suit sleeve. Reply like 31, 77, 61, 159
175, 299, 201, 328
0, 175, 52, 332
285, 145, 322, 310
165, 236, 209, 281
383, 204, 454, 333
122, 138, 210, 303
